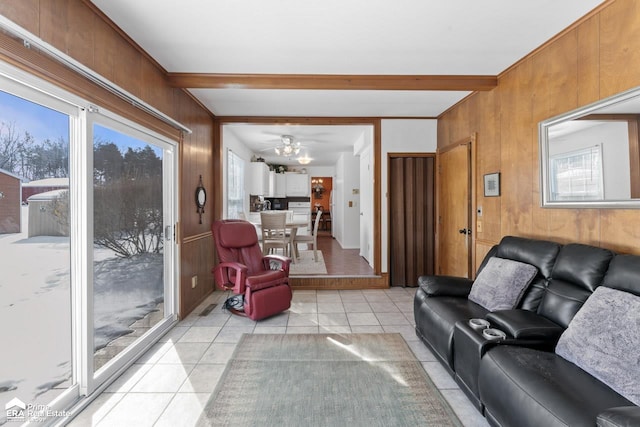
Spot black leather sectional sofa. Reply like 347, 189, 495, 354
414, 236, 640, 427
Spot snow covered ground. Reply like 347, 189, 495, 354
0, 206, 163, 422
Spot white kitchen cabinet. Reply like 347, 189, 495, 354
274, 173, 287, 197
285, 173, 310, 196
248, 162, 269, 195
267, 171, 288, 198
267, 171, 276, 197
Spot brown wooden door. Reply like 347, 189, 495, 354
438, 142, 471, 277
389, 155, 435, 287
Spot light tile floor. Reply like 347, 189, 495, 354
69, 288, 489, 427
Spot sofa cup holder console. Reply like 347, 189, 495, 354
482, 328, 507, 341
468, 318, 490, 331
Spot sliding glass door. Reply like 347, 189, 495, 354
89, 115, 177, 379
0, 63, 178, 423
0, 87, 76, 425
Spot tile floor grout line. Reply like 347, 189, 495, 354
72, 289, 488, 427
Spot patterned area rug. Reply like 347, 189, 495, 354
198, 333, 461, 427
289, 250, 328, 275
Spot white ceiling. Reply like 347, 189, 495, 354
91, 0, 604, 165
191, 88, 471, 118
225, 123, 372, 166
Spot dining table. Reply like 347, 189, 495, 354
249, 217, 309, 263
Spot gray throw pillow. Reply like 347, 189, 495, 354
468, 257, 537, 311
555, 286, 640, 406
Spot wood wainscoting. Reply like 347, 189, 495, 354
181, 232, 216, 317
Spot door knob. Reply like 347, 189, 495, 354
459, 228, 471, 235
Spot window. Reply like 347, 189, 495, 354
550, 145, 604, 201
227, 149, 244, 219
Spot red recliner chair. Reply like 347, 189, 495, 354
211, 219, 292, 320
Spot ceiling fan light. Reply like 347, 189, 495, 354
274, 134, 304, 157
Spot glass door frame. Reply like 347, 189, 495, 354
0, 63, 85, 418
84, 108, 179, 395
0, 60, 180, 418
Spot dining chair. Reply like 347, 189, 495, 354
284, 210, 294, 223
322, 211, 331, 231
260, 211, 290, 257
293, 211, 322, 262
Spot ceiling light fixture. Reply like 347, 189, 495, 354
274, 135, 301, 156
297, 156, 312, 165
312, 178, 325, 197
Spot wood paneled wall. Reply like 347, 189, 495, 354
438, 0, 640, 271
0, 0, 217, 316
175, 96, 216, 316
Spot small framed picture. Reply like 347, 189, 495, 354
484, 172, 501, 197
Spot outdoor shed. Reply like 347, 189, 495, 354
27, 189, 69, 238
0, 168, 22, 234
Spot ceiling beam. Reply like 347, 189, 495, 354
166, 73, 497, 91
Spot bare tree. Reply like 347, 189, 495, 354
93, 144, 163, 258
93, 178, 163, 258
50, 190, 70, 235
0, 121, 69, 180
23, 137, 68, 180
0, 121, 28, 174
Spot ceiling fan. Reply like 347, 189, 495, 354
274, 135, 301, 156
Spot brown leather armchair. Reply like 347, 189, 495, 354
211, 219, 292, 320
